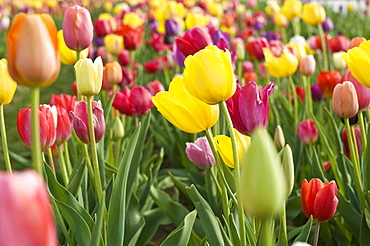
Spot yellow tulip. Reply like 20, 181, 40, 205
75, 57, 103, 97
152, 76, 219, 134
122, 12, 144, 29
281, 0, 302, 20
263, 48, 298, 78
214, 129, 251, 168
301, 3, 326, 26
286, 42, 307, 61
183, 46, 236, 105
58, 30, 88, 65
0, 59, 17, 105
273, 12, 288, 28
104, 34, 124, 56
342, 40, 370, 88
185, 12, 209, 29
265, 0, 280, 15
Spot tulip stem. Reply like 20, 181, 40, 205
344, 117, 366, 211
63, 142, 72, 175
292, 17, 301, 36
87, 96, 103, 199
358, 111, 367, 160
47, 148, 56, 174
57, 145, 69, 186
30, 87, 43, 175
313, 222, 320, 246
303, 75, 313, 115
0, 104, 12, 172
318, 24, 329, 71
288, 76, 298, 130
258, 218, 273, 246
220, 101, 246, 246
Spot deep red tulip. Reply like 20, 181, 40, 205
342, 126, 362, 159
226, 81, 274, 136
318, 70, 341, 98
301, 178, 338, 222
143, 58, 163, 73
116, 24, 144, 51
146, 80, 165, 96
0, 170, 57, 246
49, 94, 76, 115
297, 119, 318, 144
247, 37, 269, 61
62, 5, 93, 51
94, 19, 111, 38
17, 105, 56, 151
117, 49, 130, 66
174, 27, 213, 57
113, 86, 153, 117
341, 69, 370, 111
70, 101, 105, 144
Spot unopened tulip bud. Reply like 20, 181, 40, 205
104, 61, 122, 85
233, 37, 245, 60
332, 81, 359, 118
299, 55, 316, 76
297, 119, 318, 144
75, 57, 103, 97
111, 117, 124, 140
278, 145, 294, 198
332, 52, 347, 70
321, 17, 334, 32
240, 128, 286, 219
117, 49, 130, 66
274, 125, 285, 151
186, 136, 215, 169
242, 61, 254, 73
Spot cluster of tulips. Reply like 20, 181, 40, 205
1, 0, 370, 245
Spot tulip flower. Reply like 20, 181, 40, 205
117, 49, 130, 66
329, 35, 350, 53
341, 69, 370, 111
112, 86, 153, 117
75, 57, 103, 97
185, 136, 215, 169
342, 126, 362, 159
332, 52, 347, 71
49, 94, 76, 115
0, 59, 17, 105
299, 55, 316, 76
281, 0, 302, 21
70, 101, 105, 144
0, 169, 57, 246
342, 40, 370, 88
301, 178, 338, 222
349, 37, 366, 49
146, 80, 165, 96
321, 17, 334, 32
17, 105, 57, 151
297, 119, 318, 144
182, 45, 236, 105
274, 125, 285, 151
62, 5, 93, 51
226, 82, 274, 136
247, 37, 269, 61
240, 128, 286, 220
104, 34, 124, 56
273, 13, 288, 28
58, 30, 88, 65
174, 27, 213, 57
301, 3, 326, 26
152, 76, 219, 134
7, 13, 60, 88
94, 19, 111, 38
317, 70, 341, 98
120, 66, 137, 88
165, 19, 179, 36
104, 61, 123, 85
332, 81, 359, 119
147, 32, 167, 53
143, 58, 163, 74
53, 106, 72, 145
214, 129, 251, 168
263, 48, 299, 78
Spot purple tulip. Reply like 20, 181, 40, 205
172, 42, 186, 67
165, 19, 179, 36
211, 30, 230, 50
185, 136, 215, 169
321, 17, 334, 32
70, 101, 105, 144
226, 81, 274, 136
311, 83, 324, 101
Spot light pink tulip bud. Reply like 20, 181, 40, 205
297, 119, 318, 144
299, 55, 316, 76
332, 81, 359, 118
63, 5, 94, 51
0, 169, 57, 246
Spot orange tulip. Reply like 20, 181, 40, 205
6, 13, 60, 88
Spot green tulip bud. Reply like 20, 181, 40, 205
278, 144, 294, 198
274, 125, 285, 151
111, 117, 124, 140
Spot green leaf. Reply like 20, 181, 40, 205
67, 155, 86, 196
89, 192, 106, 246
311, 147, 326, 181
337, 191, 361, 241
124, 194, 145, 246
107, 123, 142, 246
292, 216, 313, 243
360, 209, 370, 246
186, 184, 226, 246
161, 210, 198, 246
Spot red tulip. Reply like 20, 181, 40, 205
62, 5, 93, 51
17, 105, 56, 151
119, 66, 136, 88
146, 32, 167, 53
247, 37, 269, 61
0, 169, 57, 246
143, 58, 163, 73
318, 70, 341, 98
54, 106, 72, 145
301, 178, 338, 222
49, 94, 76, 115
297, 119, 318, 144
146, 80, 165, 96
113, 86, 153, 117
329, 35, 350, 52
70, 101, 105, 144
94, 19, 111, 38
174, 27, 213, 57
116, 24, 144, 51
117, 49, 130, 66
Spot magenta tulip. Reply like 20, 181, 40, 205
0, 169, 57, 246
70, 101, 105, 144
226, 81, 274, 136
146, 80, 165, 96
297, 119, 318, 144
174, 27, 213, 57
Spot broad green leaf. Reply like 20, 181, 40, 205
360, 210, 370, 246
124, 194, 145, 246
161, 210, 197, 246
67, 155, 86, 196
337, 191, 361, 241
292, 216, 313, 243
89, 192, 106, 246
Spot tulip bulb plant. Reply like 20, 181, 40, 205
3, 2, 370, 246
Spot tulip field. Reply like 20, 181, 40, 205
2, 0, 370, 246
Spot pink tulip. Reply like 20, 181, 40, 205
17, 105, 56, 151
341, 69, 370, 111
70, 101, 105, 144
186, 136, 215, 169
297, 119, 318, 144
146, 80, 165, 96
62, 5, 94, 51
0, 169, 57, 246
